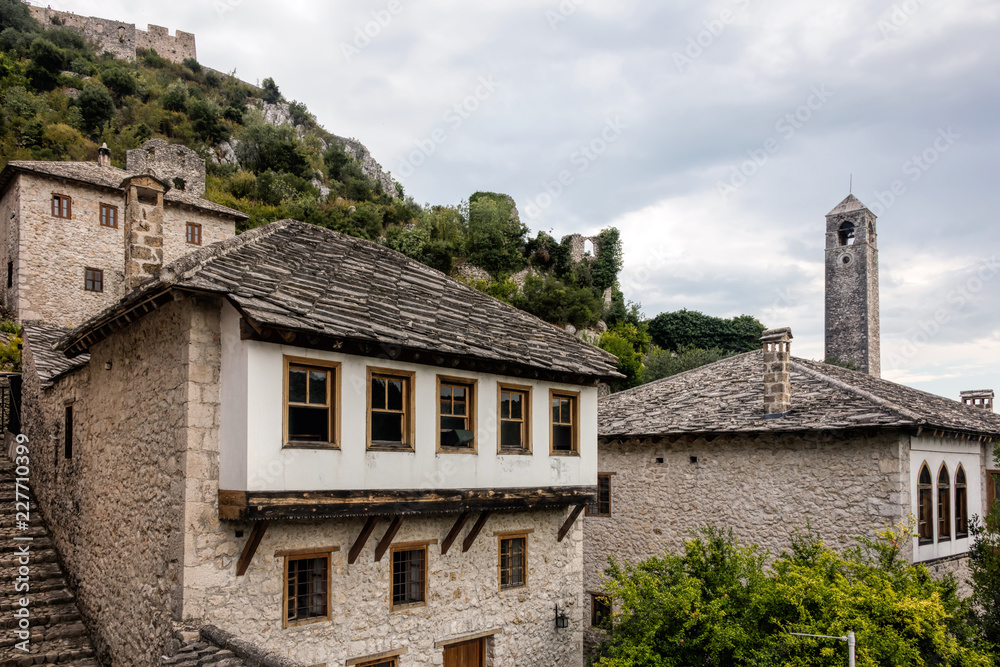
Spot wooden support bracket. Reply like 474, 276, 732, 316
557, 504, 587, 543
441, 511, 471, 555
462, 511, 492, 553
374, 516, 404, 563
236, 520, 269, 576
348, 516, 381, 565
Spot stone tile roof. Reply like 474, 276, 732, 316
1, 160, 248, 220
58, 220, 622, 381
22, 321, 90, 388
599, 351, 1000, 438
827, 193, 870, 216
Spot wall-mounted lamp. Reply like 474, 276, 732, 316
104, 361, 112, 370
554, 603, 569, 629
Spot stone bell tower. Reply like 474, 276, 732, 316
824, 194, 881, 377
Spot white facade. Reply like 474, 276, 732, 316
219, 302, 599, 492
909, 435, 983, 562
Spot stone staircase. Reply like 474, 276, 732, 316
0, 455, 99, 667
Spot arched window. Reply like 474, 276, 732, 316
838, 221, 856, 246
955, 465, 968, 539
938, 464, 951, 541
918, 464, 933, 544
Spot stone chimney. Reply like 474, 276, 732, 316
97, 143, 111, 168
120, 174, 168, 289
960, 390, 994, 411
762, 327, 793, 417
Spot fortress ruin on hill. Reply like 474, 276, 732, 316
28, 5, 196, 64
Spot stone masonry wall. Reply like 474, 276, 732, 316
27, 6, 196, 65
19, 297, 213, 666
583, 431, 908, 653
5, 172, 234, 326
127, 140, 207, 198
185, 511, 585, 666
0, 179, 21, 316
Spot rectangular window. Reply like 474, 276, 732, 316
498, 384, 531, 453
587, 474, 612, 517
499, 536, 527, 590
391, 547, 426, 609
51, 194, 71, 219
186, 222, 202, 245
550, 390, 579, 454
6, 261, 12, 289
99, 203, 118, 228
64, 404, 73, 460
368, 368, 414, 449
989, 471, 1000, 512
591, 593, 611, 628
84, 267, 103, 293
284, 357, 339, 448
284, 554, 330, 626
358, 660, 397, 667
438, 377, 476, 450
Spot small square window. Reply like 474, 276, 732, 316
51, 194, 71, 219
438, 377, 476, 450
284, 357, 340, 448
587, 474, 612, 517
498, 384, 531, 453
368, 368, 414, 450
499, 536, 527, 590
391, 547, 426, 609
99, 204, 118, 228
186, 222, 202, 245
550, 390, 579, 454
84, 268, 103, 293
591, 593, 611, 628
284, 554, 330, 626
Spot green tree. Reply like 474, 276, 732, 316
592, 227, 623, 291
261, 76, 281, 103
161, 81, 188, 112
99, 66, 139, 100
77, 83, 115, 133
969, 458, 1000, 649
188, 98, 228, 144
598, 322, 649, 390
465, 192, 527, 276
0, 0, 38, 34
648, 309, 765, 354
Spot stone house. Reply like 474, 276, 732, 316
0, 139, 247, 326
18, 219, 621, 667
583, 328, 1000, 651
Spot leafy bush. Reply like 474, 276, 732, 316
518, 273, 602, 329
188, 98, 227, 144
643, 345, 735, 383
594, 524, 992, 667
969, 499, 1000, 648
77, 83, 114, 133
592, 227, 623, 291
466, 192, 527, 276
182, 57, 201, 73
99, 66, 139, 100
0, 332, 20, 371
598, 321, 650, 389
161, 81, 188, 112
648, 309, 766, 354
261, 76, 281, 103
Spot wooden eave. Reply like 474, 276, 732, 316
217, 486, 597, 522
238, 318, 609, 387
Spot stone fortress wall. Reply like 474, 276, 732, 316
28, 5, 195, 64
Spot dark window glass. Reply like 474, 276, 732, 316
84, 268, 103, 293
592, 594, 611, 628
956, 466, 968, 539
64, 405, 73, 459
440, 382, 472, 447
552, 395, 576, 451
286, 556, 328, 623
589, 475, 612, 516
938, 466, 951, 541
372, 412, 403, 442
500, 537, 526, 589
371, 374, 408, 446
918, 463, 933, 544
392, 548, 425, 606
499, 390, 526, 450
286, 364, 332, 444
6, 261, 12, 289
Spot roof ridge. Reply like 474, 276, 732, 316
603, 349, 757, 399
790, 360, 925, 425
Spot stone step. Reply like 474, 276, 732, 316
0, 635, 96, 666
0, 537, 53, 554
0, 549, 59, 568
0, 602, 80, 630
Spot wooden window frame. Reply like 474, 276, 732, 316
549, 389, 580, 456
348, 651, 405, 667
367, 367, 416, 451
988, 470, 1000, 513
587, 473, 613, 517
99, 203, 118, 229
955, 464, 968, 540
282, 549, 332, 628
498, 534, 528, 591
436, 375, 478, 454
51, 194, 71, 219
186, 221, 203, 245
84, 267, 103, 293
591, 592, 611, 628
497, 382, 532, 455
917, 462, 933, 545
282, 356, 341, 450
390, 544, 428, 611
937, 463, 951, 542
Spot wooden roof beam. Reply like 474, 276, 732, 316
236, 520, 269, 576
557, 503, 587, 543
348, 516, 380, 565
462, 511, 492, 553
441, 511, 471, 555
374, 516, 404, 562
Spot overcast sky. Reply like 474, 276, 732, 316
35, 0, 1000, 400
